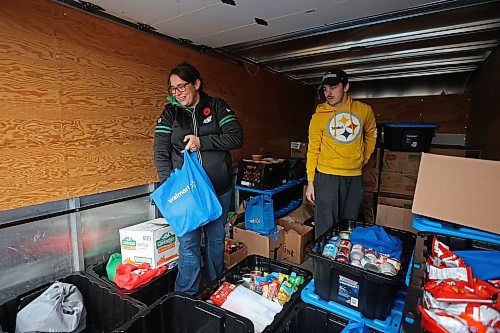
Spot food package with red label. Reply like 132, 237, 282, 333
210, 281, 237, 307
424, 291, 500, 327
427, 237, 474, 287
419, 305, 500, 333
424, 278, 499, 307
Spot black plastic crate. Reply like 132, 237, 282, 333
383, 123, 439, 152
403, 217, 500, 333
274, 302, 376, 333
87, 260, 177, 305
114, 292, 253, 333
237, 160, 288, 190
0, 272, 145, 333
309, 220, 416, 320
197, 255, 313, 332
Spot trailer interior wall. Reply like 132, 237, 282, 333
0, 0, 315, 211
468, 47, 500, 161
360, 94, 469, 134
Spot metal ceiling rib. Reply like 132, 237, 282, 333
224, 0, 498, 52
274, 40, 498, 73
254, 19, 500, 64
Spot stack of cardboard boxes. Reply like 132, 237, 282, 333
376, 147, 481, 232
376, 150, 421, 232
362, 148, 381, 224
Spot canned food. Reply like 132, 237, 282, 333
335, 246, 351, 263
322, 243, 337, 258
376, 253, 391, 265
379, 262, 397, 276
339, 231, 350, 240
386, 257, 401, 273
364, 262, 381, 273
364, 248, 378, 263
335, 254, 349, 264
351, 259, 363, 268
328, 236, 340, 244
350, 244, 365, 261
336, 239, 352, 250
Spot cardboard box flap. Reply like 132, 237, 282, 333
412, 153, 500, 234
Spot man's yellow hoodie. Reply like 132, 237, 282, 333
306, 96, 377, 181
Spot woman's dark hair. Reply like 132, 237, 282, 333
169, 62, 204, 91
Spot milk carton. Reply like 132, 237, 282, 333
119, 218, 179, 269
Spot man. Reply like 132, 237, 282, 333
305, 68, 377, 238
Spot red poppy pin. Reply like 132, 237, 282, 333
203, 107, 211, 116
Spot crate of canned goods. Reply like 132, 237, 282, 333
309, 220, 416, 320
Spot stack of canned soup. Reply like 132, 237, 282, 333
321, 230, 401, 276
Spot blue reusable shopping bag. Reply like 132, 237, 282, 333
150, 149, 222, 237
244, 195, 277, 237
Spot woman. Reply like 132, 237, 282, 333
154, 62, 243, 294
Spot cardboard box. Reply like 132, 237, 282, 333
224, 239, 248, 269
378, 196, 413, 209
365, 148, 381, 170
361, 191, 376, 224
380, 171, 417, 197
412, 154, 500, 234
119, 219, 179, 269
277, 217, 314, 265
233, 223, 284, 260
382, 150, 422, 175
363, 168, 379, 192
376, 204, 416, 233
291, 141, 308, 159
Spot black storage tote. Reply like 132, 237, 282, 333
309, 220, 416, 320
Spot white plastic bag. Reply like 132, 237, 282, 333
16, 281, 86, 333
221, 285, 282, 333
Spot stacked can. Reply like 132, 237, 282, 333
335, 239, 351, 263
349, 243, 364, 267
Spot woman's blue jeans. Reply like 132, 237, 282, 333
174, 189, 232, 295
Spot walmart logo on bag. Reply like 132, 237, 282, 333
168, 181, 197, 204
248, 218, 261, 224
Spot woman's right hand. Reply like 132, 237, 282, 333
305, 181, 315, 203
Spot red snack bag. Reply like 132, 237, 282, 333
210, 281, 236, 307
425, 279, 499, 306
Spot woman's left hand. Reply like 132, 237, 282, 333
184, 135, 201, 152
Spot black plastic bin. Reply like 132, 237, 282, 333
403, 216, 500, 333
274, 302, 376, 333
0, 272, 146, 333
87, 260, 177, 305
383, 122, 439, 152
114, 292, 253, 333
309, 220, 416, 320
197, 255, 313, 332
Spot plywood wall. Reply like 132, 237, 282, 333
360, 95, 470, 134
0, 0, 315, 210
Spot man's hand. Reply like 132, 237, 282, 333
184, 135, 201, 152
305, 181, 315, 203
362, 158, 370, 167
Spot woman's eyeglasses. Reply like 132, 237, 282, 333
169, 82, 191, 95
